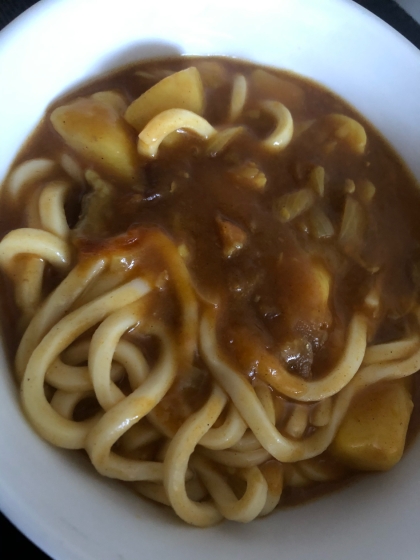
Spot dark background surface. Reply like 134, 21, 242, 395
0, 0, 419, 559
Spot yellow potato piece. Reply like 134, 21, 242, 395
125, 67, 204, 132
51, 92, 138, 183
331, 380, 414, 471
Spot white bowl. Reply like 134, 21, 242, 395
1, 1, 420, 559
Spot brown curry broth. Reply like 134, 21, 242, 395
1, 56, 420, 501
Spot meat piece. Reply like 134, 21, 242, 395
216, 216, 247, 257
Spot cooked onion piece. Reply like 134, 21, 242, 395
274, 187, 316, 223
308, 165, 325, 196
339, 195, 366, 256
358, 178, 376, 203
228, 74, 247, 122
308, 205, 335, 238
206, 126, 244, 157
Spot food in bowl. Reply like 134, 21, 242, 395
0, 56, 419, 526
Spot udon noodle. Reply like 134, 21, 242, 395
0, 57, 419, 526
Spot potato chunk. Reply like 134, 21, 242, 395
331, 380, 414, 471
51, 92, 138, 183
124, 67, 204, 132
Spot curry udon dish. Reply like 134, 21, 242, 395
1, 57, 420, 526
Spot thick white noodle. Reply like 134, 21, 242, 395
89, 303, 149, 410
200, 446, 271, 468
285, 405, 309, 439
85, 324, 176, 482
231, 430, 262, 453
163, 384, 227, 526
200, 308, 384, 463
15, 259, 106, 380
39, 180, 71, 239
254, 381, 276, 424
310, 398, 333, 428
25, 187, 43, 229
363, 334, 420, 365
260, 100, 293, 151
199, 402, 247, 450
119, 421, 162, 452
191, 455, 268, 523
0, 228, 71, 272
21, 279, 151, 449
50, 389, 97, 421
7, 158, 57, 202
238, 312, 367, 401
138, 108, 216, 158
13, 256, 45, 325
46, 357, 123, 392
